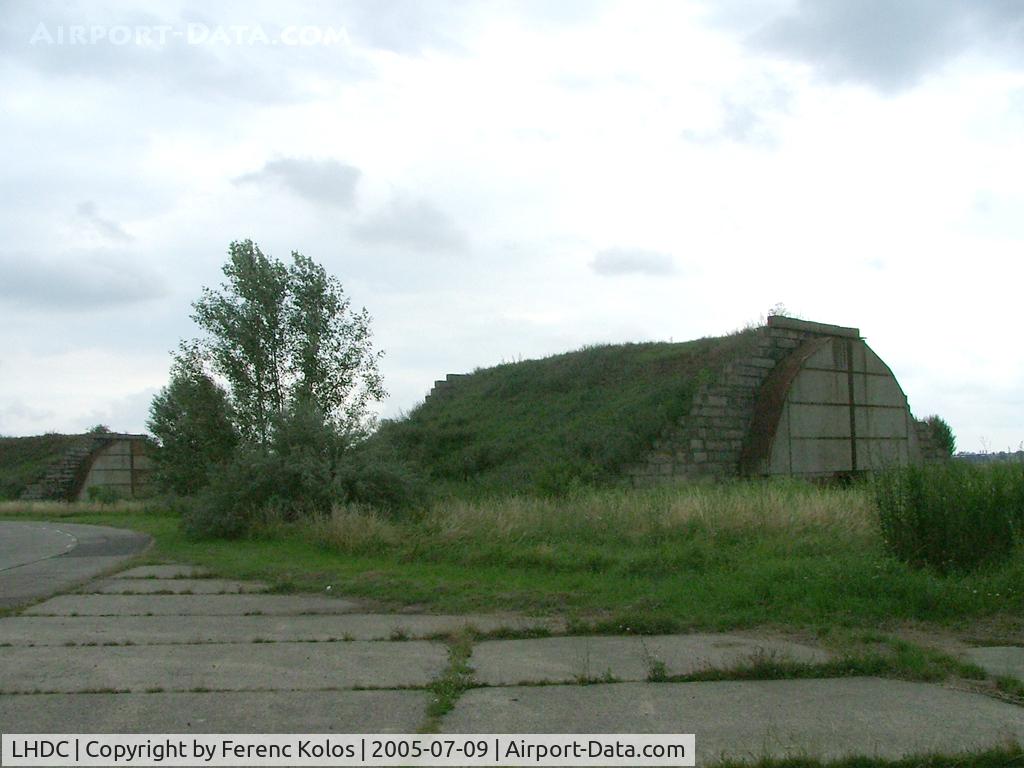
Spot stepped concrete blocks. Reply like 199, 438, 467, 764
629, 317, 945, 484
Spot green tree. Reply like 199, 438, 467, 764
286, 252, 384, 436
148, 344, 239, 494
150, 240, 386, 513
191, 240, 290, 445
190, 240, 384, 445
924, 415, 956, 457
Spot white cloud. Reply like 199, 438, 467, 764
590, 248, 676, 276
0, 0, 1020, 452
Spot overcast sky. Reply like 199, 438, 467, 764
1, 0, 1022, 452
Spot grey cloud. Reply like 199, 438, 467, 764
0, 251, 167, 311
234, 158, 361, 208
352, 196, 468, 253
591, 248, 675, 276
751, 0, 1024, 93
77, 201, 133, 242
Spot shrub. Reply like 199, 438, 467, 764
86, 485, 121, 505
333, 446, 431, 515
923, 415, 956, 456
182, 448, 282, 539
873, 463, 1023, 573
181, 409, 430, 538
532, 461, 597, 498
183, 447, 348, 540
148, 344, 239, 495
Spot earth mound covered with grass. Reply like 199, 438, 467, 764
0, 434, 80, 500
373, 330, 757, 494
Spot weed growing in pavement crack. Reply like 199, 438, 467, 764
420, 631, 475, 733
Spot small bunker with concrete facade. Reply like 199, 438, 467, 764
380, 316, 946, 490
739, 318, 932, 478
0, 432, 154, 501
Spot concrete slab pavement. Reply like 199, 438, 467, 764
117, 565, 211, 578
24, 593, 362, 615
0, 521, 76, 569
0, 641, 447, 693
444, 678, 1024, 761
82, 578, 271, 594
966, 646, 1024, 682
471, 634, 830, 685
5, 551, 1022, 757
0, 522, 150, 609
0, 690, 429, 732
0, 613, 561, 646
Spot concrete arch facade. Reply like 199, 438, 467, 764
627, 316, 945, 484
739, 333, 922, 478
20, 433, 154, 501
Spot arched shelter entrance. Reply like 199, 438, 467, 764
740, 322, 922, 478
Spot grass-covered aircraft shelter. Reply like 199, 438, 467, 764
0, 432, 153, 501
377, 316, 946, 491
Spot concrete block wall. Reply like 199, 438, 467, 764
423, 373, 469, 403
626, 319, 875, 484
21, 435, 108, 501
626, 325, 805, 484
76, 437, 154, 500
21, 434, 153, 501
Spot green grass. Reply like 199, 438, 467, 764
996, 674, 1024, 700
874, 462, 1024, 573
420, 630, 475, 732
4, 480, 1021, 633
654, 636, 988, 685
3, 484, 1020, 767
710, 747, 1024, 768
0, 434, 80, 500
371, 330, 757, 494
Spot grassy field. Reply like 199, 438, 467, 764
2, 484, 1023, 767
371, 331, 756, 494
3, 480, 1021, 636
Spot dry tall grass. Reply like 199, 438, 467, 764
430, 482, 873, 540
310, 480, 875, 556
0, 499, 153, 517
305, 504, 404, 553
